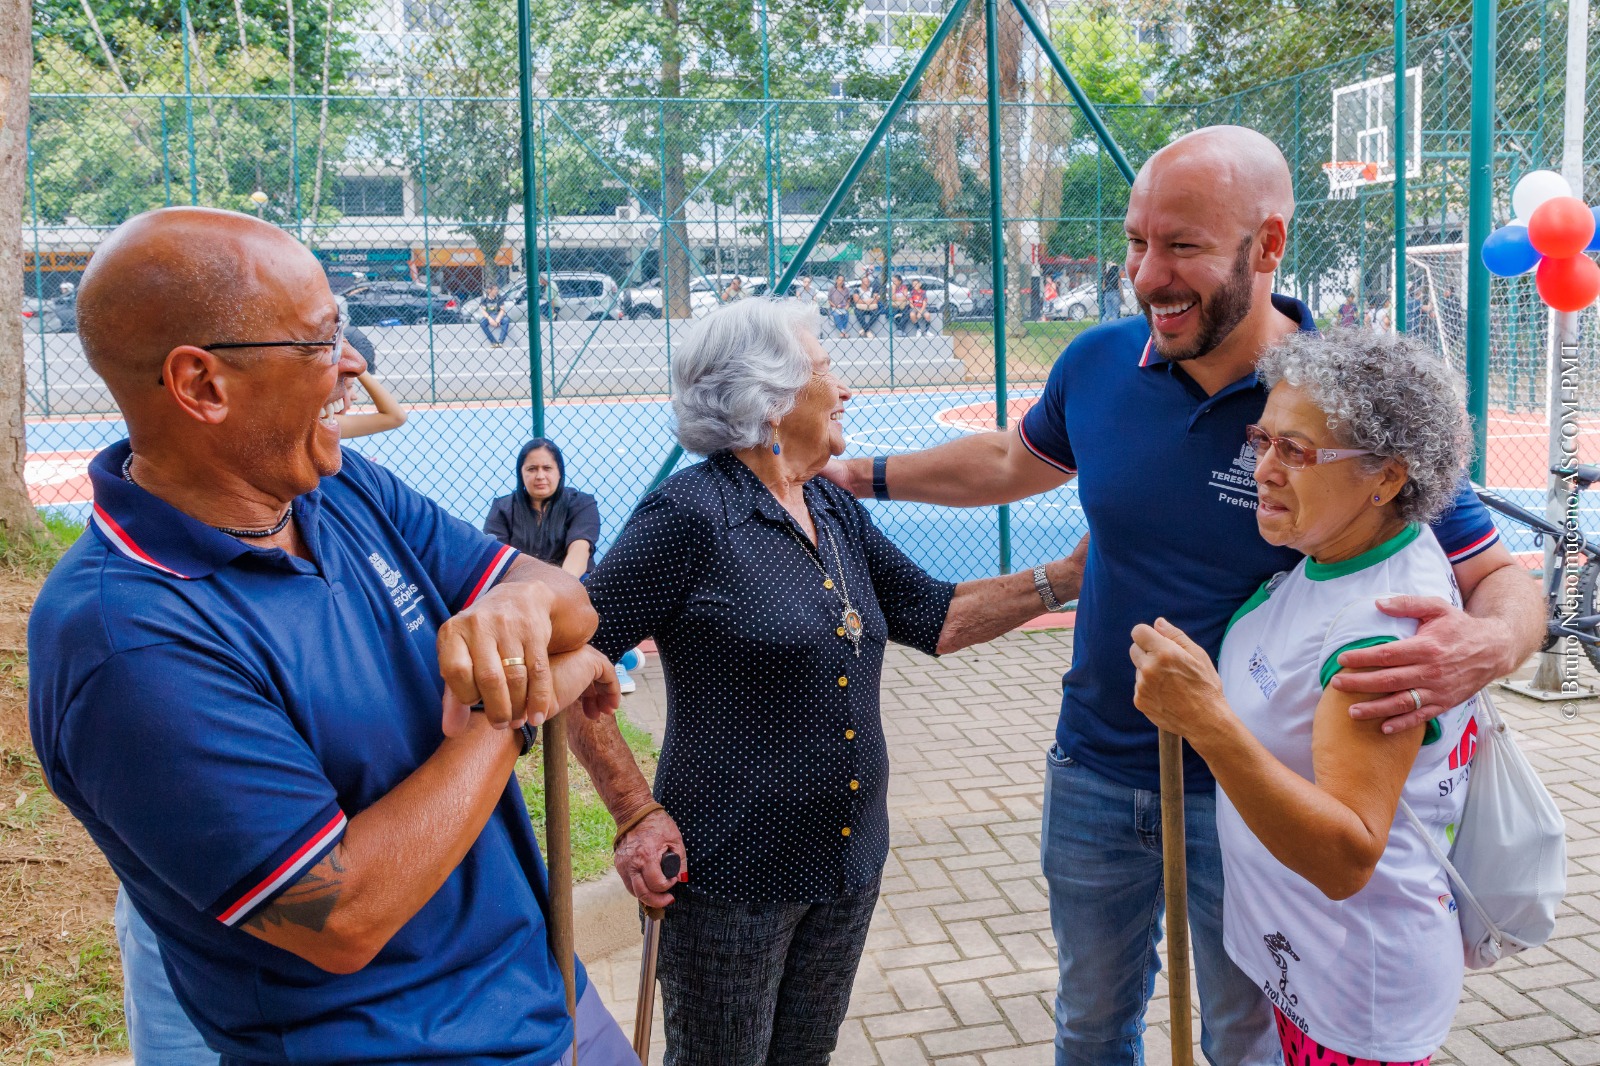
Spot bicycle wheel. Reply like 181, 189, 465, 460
1578, 557, 1600, 674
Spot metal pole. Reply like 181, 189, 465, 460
418, 100, 436, 404
518, 0, 545, 439
1010, 0, 1135, 185
25, 123, 49, 416
758, 0, 777, 285
774, 0, 974, 293
160, 97, 173, 206
1465, 0, 1496, 483
1522, 0, 1591, 699
885, 124, 894, 387
180, 0, 198, 204
984, 0, 1010, 575
1394, 0, 1408, 332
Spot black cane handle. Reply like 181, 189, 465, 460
660, 850, 682, 881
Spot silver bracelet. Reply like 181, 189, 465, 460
1033, 564, 1070, 612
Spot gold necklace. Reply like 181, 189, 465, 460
782, 517, 863, 657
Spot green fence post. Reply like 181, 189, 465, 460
518, 0, 545, 438
1466, 0, 1495, 482
759, 0, 778, 285
160, 96, 173, 206
1394, 0, 1408, 332
418, 99, 436, 403
984, 0, 1010, 575
885, 123, 895, 388
25, 122, 48, 416
179, 0, 198, 204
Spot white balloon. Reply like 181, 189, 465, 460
1512, 170, 1572, 222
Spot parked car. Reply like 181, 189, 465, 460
460, 272, 623, 324
337, 281, 463, 326
1045, 278, 1136, 321
893, 273, 972, 316
622, 273, 763, 319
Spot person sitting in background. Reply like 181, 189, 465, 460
1131, 329, 1478, 1066
483, 438, 644, 692
908, 279, 930, 335
721, 276, 745, 303
852, 276, 881, 337
890, 273, 911, 333
479, 283, 511, 347
827, 276, 852, 338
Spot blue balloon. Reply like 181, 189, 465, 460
1481, 224, 1542, 277
1588, 207, 1600, 252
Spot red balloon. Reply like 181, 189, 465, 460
1535, 253, 1600, 312
1527, 196, 1597, 258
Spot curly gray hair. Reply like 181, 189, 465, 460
671, 297, 824, 455
1255, 328, 1470, 523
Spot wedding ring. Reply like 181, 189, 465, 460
1408, 688, 1423, 711
501, 656, 527, 668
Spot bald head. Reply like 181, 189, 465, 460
78, 207, 329, 390
1134, 126, 1295, 233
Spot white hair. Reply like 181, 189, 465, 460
671, 297, 823, 455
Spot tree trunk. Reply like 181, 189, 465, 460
0, 0, 40, 535
659, 0, 692, 319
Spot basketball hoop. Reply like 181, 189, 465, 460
1322, 160, 1380, 200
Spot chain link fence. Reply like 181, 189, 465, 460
22, 0, 1600, 580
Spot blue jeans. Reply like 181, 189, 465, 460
114, 887, 220, 1066
1101, 293, 1121, 321
481, 317, 511, 344
114, 887, 638, 1065
1040, 746, 1278, 1066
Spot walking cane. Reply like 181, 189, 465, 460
632, 850, 682, 1063
1159, 729, 1194, 1066
544, 714, 579, 1064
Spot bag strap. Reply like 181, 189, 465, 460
1399, 798, 1503, 944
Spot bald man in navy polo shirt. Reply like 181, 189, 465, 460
28, 207, 638, 1065
827, 127, 1544, 1065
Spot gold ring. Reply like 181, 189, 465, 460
501, 656, 527, 668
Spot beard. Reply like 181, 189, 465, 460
1140, 237, 1255, 362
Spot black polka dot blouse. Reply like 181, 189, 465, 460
588, 450, 956, 904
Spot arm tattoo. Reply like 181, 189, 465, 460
243, 850, 347, 934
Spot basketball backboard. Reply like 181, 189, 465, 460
1327, 67, 1423, 198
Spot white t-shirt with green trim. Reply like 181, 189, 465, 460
1215, 523, 1475, 1060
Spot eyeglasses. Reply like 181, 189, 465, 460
1244, 424, 1376, 469
202, 311, 349, 367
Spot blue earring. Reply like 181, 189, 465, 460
773, 442, 781, 455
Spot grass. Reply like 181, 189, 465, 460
942, 319, 1098, 378
518, 710, 659, 883
0, 513, 83, 579
0, 927, 127, 1063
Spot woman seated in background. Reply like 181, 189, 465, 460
1130, 329, 1476, 1066
571, 297, 1084, 1066
484, 438, 645, 690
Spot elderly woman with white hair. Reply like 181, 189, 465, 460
569, 298, 1084, 1066
1130, 329, 1479, 1066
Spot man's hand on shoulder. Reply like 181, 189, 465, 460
821, 457, 866, 497
1331, 595, 1516, 732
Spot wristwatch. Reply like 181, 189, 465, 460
470, 702, 538, 755
1033, 564, 1071, 613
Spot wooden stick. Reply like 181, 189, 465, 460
544, 714, 578, 1064
1159, 729, 1194, 1066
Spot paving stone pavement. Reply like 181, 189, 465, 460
586, 629, 1600, 1066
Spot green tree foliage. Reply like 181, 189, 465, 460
29, 0, 361, 227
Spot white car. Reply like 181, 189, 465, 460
892, 273, 972, 316
1046, 278, 1136, 321
623, 273, 765, 319
459, 271, 623, 324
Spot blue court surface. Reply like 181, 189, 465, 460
25, 387, 1599, 584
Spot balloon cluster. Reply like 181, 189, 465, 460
1480, 170, 1600, 311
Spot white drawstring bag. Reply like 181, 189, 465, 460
1402, 690, 1566, 969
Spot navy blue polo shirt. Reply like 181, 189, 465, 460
29, 441, 585, 1066
1018, 295, 1502, 794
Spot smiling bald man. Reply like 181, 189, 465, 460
825, 127, 1543, 1064
27, 208, 639, 1066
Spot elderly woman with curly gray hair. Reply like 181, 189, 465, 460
567, 297, 1085, 1066
1130, 329, 1480, 1066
